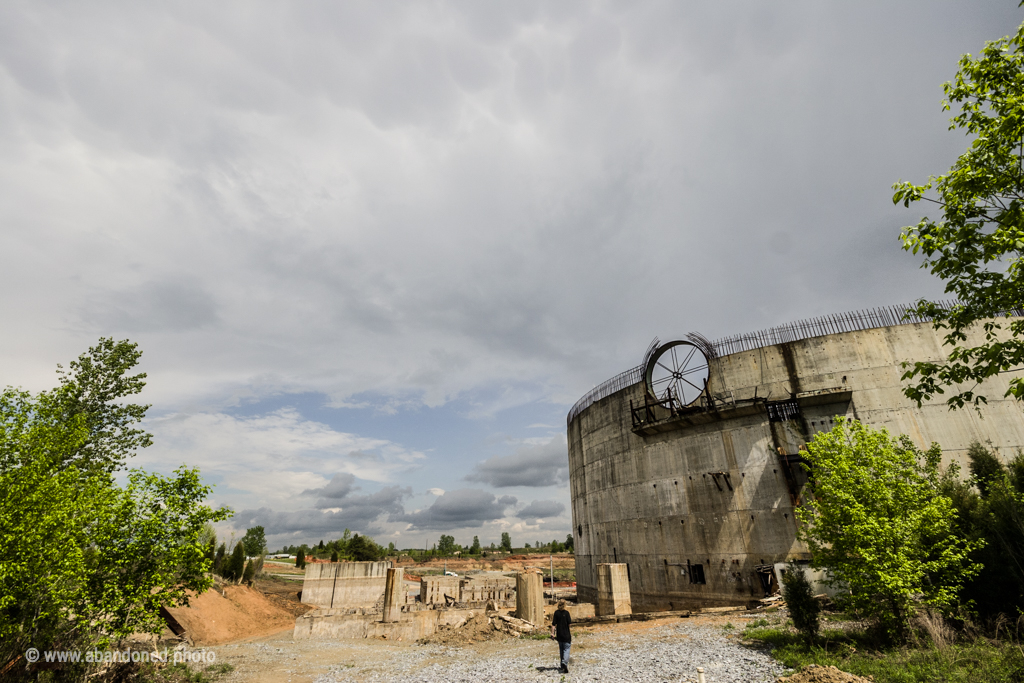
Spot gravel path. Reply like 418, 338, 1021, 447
309, 622, 783, 683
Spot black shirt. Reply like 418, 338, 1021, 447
552, 609, 572, 643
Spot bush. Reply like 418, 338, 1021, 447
782, 563, 820, 641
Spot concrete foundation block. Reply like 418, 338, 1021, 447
515, 572, 544, 625
596, 563, 631, 616
382, 567, 404, 622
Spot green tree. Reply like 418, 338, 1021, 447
941, 442, 1024, 619
296, 549, 306, 568
228, 541, 246, 583
348, 534, 383, 561
894, 20, 1024, 410
200, 523, 217, 564
242, 526, 266, 559
565, 534, 574, 551
469, 536, 481, 555
781, 563, 820, 642
214, 542, 227, 576
797, 418, 980, 641
330, 550, 339, 562
438, 534, 456, 556
0, 341, 230, 671
500, 532, 512, 552
54, 337, 152, 472
241, 525, 266, 573
242, 559, 255, 585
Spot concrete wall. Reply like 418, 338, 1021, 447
568, 321, 1024, 612
460, 576, 516, 604
420, 576, 460, 605
294, 608, 476, 640
300, 561, 390, 609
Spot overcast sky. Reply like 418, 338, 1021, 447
1, 1, 1019, 551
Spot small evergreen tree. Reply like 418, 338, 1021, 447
565, 534, 574, 551
782, 563, 820, 642
470, 536, 481, 554
500, 532, 512, 552
242, 559, 255, 585
229, 541, 246, 583
296, 549, 305, 568
330, 550, 338, 562
214, 542, 227, 576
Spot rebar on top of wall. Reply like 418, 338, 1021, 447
566, 300, 1023, 426
710, 300, 1018, 357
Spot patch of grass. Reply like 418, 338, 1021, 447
744, 627, 1024, 683
746, 618, 771, 630
523, 632, 553, 640
722, 622, 735, 631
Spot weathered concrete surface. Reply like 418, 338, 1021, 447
569, 320, 1024, 612
419, 576, 460, 605
293, 608, 476, 640
596, 564, 632, 616
515, 572, 544, 625
460, 575, 516, 604
300, 561, 390, 609
382, 567, 404, 622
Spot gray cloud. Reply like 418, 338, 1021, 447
516, 499, 566, 519
0, 2, 1018, 548
237, 483, 410, 537
466, 439, 568, 488
394, 489, 518, 530
302, 473, 356, 502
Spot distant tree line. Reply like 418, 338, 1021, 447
280, 528, 386, 566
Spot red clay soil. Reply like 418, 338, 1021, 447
163, 584, 308, 646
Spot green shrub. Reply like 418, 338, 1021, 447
782, 563, 820, 642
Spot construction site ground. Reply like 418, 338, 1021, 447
188, 610, 786, 683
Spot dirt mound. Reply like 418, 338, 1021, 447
163, 584, 307, 646
778, 664, 873, 683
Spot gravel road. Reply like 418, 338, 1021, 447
303, 620, 783, 683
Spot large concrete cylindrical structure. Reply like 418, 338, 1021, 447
568, 312, 1024, 612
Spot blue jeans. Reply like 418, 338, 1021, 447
558, 641, 571, 668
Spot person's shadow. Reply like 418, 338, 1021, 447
535, 665, 562, 672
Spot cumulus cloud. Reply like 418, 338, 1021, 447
134, 408, 424, 511
465, 438, 568, 488
516, 499, 566, 519
395, 489, 518, 530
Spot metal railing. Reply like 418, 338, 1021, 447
566, 300, 1022, 425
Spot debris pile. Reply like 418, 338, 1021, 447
417, 612, 539, 645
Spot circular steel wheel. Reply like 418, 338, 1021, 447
644, 340, 709, 407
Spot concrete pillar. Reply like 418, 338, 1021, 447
596, 563, 631, 616
382, 567, 404, 622
515, 571, 544, 625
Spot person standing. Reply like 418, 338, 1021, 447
550, 600, 572, 674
